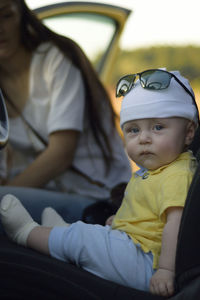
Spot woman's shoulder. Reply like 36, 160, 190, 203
33, 42, 70, 68
31, 42, 73, 80
35, 41, 63, 57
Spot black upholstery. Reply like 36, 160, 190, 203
0, 129, 200, 299
173, 126, 200, 296
0, 236, 163, 300
175, 153, 200, 290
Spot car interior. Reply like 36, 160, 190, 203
0, 90, 200, 299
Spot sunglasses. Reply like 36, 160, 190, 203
116, 69, 195, 100
116, 69, 199, 122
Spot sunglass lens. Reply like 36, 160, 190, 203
141, 70, 171, 90
116, 74, 136, 97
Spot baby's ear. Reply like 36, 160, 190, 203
185, 121, 196, 146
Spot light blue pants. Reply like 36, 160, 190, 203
49, 221, 155, 291
0, 186, 101, 233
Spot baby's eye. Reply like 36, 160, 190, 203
130, 127, 139, 133
154, 124, 163, 131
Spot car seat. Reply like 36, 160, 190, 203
0, 126, 200, 299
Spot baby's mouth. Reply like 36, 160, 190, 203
140, 151, 154, 155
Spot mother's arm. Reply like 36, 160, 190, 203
6, 130, 79, 188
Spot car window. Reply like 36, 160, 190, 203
42, 12, 116, 69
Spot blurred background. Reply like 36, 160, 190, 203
25, 0, 200, 108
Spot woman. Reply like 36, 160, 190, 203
0, 0, 131, 223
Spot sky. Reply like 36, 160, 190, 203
25, 0, 200, 50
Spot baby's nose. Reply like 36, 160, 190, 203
139, 130, 152, 144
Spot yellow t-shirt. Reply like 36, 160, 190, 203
112, 151, 197, 269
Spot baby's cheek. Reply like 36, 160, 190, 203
126, 143, 137, 160
158, 141, 180, 161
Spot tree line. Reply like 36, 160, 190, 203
110, 45, 200, 91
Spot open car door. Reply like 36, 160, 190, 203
34, 1, 131, 85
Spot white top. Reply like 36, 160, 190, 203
8, 42, 131, 199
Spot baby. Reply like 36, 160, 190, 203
0, 69, 198, 297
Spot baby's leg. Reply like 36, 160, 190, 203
0, 194, 51, 255
27, 226, 51, 255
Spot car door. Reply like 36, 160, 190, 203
34, 1, 131, 85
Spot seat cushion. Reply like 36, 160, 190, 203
0, 235, 164, 300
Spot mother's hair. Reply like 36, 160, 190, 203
14, 0, 116, 171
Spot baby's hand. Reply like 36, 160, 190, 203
149, 268, 175, 297
105, 215, 115, 226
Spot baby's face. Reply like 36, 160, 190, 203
123, 117, 195, 170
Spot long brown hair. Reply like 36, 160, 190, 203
15, 0, 116, 170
